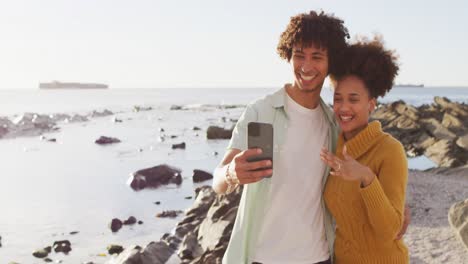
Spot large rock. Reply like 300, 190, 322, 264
206, 126, 233, 140
448, 199, 468, 250
128, 164, 182, 190
192, 169, 213, 183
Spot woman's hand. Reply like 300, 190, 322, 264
320, 145, 375, 187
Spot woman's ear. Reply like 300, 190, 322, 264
369, 98, 377, 113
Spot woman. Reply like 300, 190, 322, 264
320, 37, 409, 263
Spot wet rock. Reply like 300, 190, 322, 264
156, 210, 184, 218
128, 164, 182, 190
448, 199, 468, 249
112, 117, 123, 123
95, 136, 121, 145
123, 216, 137, 225
133, 106, 153, 112
32, 249, 49, 258
206, 126, 233, 139
65, 114, 88, 123
53, 240, 71, 254
90, 109, 113, 117
110, 218, 123, 232
192, 169, 213, 183
107, 244, 125, 255
44, 246, 52, 253
172, 142, 186, 149
178, 232, 203, 261
170, 105, 183, 110
106, 242, 174, 264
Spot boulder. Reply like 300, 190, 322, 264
448, 199, 468, 249
107, 244, 125, 255
206, 126, 233, 140
156, 210, 184, 218
178, 232, 203, 261
32, 249, 49, 258
128, 164, 182, 190
123, 216, 137, 225
109, 218, 123, 232
53, 240, 72, 254
95, 136, 121, 145
106, 242, 174, 264
172, 142, 186, 149
192, 169, 213, 183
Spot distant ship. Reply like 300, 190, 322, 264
394, 83, 424, 88
39, 81, 108, 89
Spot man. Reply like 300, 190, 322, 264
213, 11, 348, 264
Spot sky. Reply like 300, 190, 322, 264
0, 0, 467, 89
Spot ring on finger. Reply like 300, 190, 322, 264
335, 161, 342, 172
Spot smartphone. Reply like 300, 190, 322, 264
247, 122, 273, 177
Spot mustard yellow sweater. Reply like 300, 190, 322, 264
324, 121, 409, 264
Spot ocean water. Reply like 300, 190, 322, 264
0, 87, 467, 263
0, 87, 467, 116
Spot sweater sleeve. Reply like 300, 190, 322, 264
359, 139, 408, 240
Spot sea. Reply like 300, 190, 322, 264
0, 87, 467, 263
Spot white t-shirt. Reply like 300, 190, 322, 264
251, 93, 330, 264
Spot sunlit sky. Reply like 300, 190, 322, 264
1, 0, 467, 89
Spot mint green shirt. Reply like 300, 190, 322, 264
223, 87, 339, 264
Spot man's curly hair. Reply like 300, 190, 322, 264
277, 10, 350, 75
330, 36, 400, 98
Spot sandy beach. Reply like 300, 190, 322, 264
405, 168, 468, 263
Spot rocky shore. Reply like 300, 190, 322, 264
5, 97, 467, 263
105, 97, 467, 264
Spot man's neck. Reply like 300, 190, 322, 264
285, 84, 321, 109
